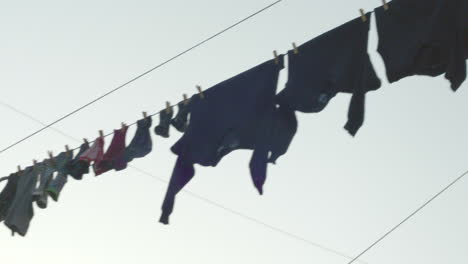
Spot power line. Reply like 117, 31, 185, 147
0, 0, 283, 155
0, 100, 367, 264
346, 169, 468, 264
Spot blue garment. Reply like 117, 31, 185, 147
160, 56, 297, 224
375, 0, 467, 91
0, 172, 20, 222
276, 13, 381, 136
171, 102, 190, 133
46, 151, 73, 202
66, 143, 90, 180
4, 167, 37, 236
154, 110, 173, 138
123, 116, 153, 163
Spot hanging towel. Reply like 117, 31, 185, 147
276, 13, 381, 136
375, 0, 467, 90
160, 56, 297, 224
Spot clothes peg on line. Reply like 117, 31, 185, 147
292, 43, 299, 55
196, 85, 205, 99
273, 50, 279, 64
83, 138, 89, 145
65, 145, 71, 157
382, 0, 389, 10
142, 111, 148, 119
183, 94, 189, 105
99, 130, 104, 138
32, 159, 37, 168
17, 165, 21, 173
165, 102, 172, 114
121, 122, 127, 129
359, 9, 367, 22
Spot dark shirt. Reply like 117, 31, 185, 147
276, 13, 381, 136
160, 56, 297, 224
123, 117, 153, 163
0, 173, 20, 222
375, 0, 467, 91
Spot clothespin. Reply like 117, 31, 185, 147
292, 43, 299, 55
165, 102, 172, 114
65, 145, 71, 156
196, 85, 205, 99
83, 138, 89, 145
48, 151, 55, 167
17, 165, 21, 173
183, 94, 189, 105
99, 130, 104, 138
273, 50, 279, 64
382, 0, 389, 10
359, 9, 367, 22
121, 122, 127, 129
142, 111, 148, 119
32, 159, 37, 169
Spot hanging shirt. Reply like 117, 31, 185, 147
94, 126, 128, 175
276, 13, 381, 136
0, 172, 20, 222
31, 161, 53, 209
66, 142, 90, 180
374, 0, 467, 91
160, 56, 297, 224
46, 151, 73, 201
4, 167, 38, 236
79, 136, 105, 176
123, 116, 153, 163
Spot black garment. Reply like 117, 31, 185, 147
46, 152, 73, 202
160, 56, 297, 224
171, 102, 190, 132
154, 109, 173, 138
0, 173, 20, 222
375, 0, 467, 91
66, 143, 90, 180
123, 116, 153, 163
31, 162, 52, 209
276, 13, 381, 136
4, 167, 37, 236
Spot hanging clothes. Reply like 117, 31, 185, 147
374, 0, 467, 91
4, 167, 38, 236
0, 172, 20, 223
276, 13, 381, 136
171, 102, 190, 133
79, 136, 105, 176
31, 161, 54, 209
66, 142, 90, 180
123, 116, 153, 163
46, 151, 74, 201
154, 109, 173, 138
94, 126, 128, 175
160, 56, 297, 224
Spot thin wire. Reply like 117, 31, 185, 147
0, 100, 367, 264
0, 0, 284, 155
346, 169, 468, 264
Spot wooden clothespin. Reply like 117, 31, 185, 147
99, 130, 104, 138
165, 102, 172, 114
121, 122, 127, 129
183, 94, 189, 105
65, 145, 71, 157
32, 159, 37, 169
273, 50, 279, 64
196, 85, 205, 99
83, 138, 89, 145
17, 165, 21, 173
142, 111, 148, 119
292, 43, 299, 55
48, 151, 55, 167
359, 9, 367, 22
382, 0, 389, 10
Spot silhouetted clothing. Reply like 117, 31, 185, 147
277, 13, 381, 136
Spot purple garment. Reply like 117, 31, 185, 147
160, 56, 297, 224
94, 127, 128, 175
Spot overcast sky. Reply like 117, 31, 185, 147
0, 0, 467, 263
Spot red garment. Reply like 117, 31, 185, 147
79, 136, 105, 163
94, 126, 128, 176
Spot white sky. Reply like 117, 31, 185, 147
0, 0, 467, 263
